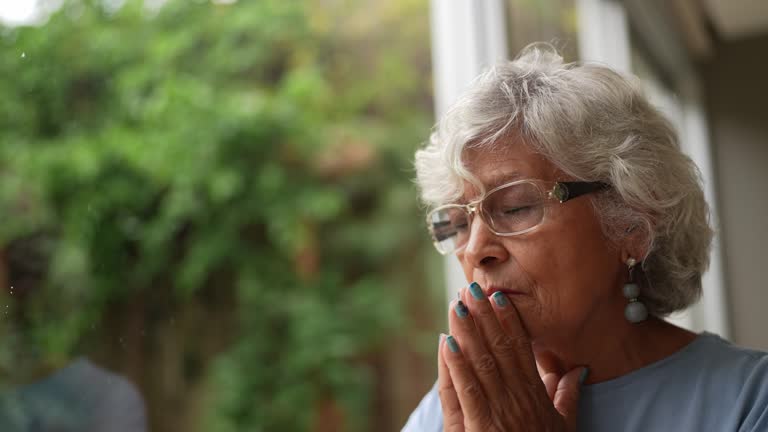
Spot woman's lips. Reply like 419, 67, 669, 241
485, 287, 526, 298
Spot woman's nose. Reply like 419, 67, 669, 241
461, 215, 509, 268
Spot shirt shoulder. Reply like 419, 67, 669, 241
652, 333, 768, 431
707, 338, 768, 432
401, 381, 443, 432
580, 332, 768, 432
692, 334, 768, 397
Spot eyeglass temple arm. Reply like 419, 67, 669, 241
555, 181, 610, 203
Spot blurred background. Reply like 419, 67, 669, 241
0, 0, 766, 431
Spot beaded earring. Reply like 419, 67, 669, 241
623, 257, 648, 323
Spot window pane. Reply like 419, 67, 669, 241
506, 0, 580, 61
0, 1, 440, 431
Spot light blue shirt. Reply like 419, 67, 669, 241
0, 358, 147, 432
402, 332, 768, 432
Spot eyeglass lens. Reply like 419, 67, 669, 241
429, 182, 546, 254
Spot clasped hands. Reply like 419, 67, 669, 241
438, 282, 588, 432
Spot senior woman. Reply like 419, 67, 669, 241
402, 45, 768, 432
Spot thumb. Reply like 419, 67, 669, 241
553, 366, 588, 432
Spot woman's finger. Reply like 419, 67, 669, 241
540, 371, 560, 401
442, 335, 493, 427
437, 334, 465, 432
554, 366, 589, 432
535, 349, 564, 401
448, 296, 508, 401
463, 284, 541, 388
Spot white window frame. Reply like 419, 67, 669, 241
430, 0, 508, 308
430, 0, 729, 338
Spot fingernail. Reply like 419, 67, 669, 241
491, 291, 508, 307
439, 333, 446, 346
445, 335, 460, 353
579, 367, 590, 385
469, 282, 484, 300
454, 300, 469, 318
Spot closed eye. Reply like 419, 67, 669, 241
503, 206, 532, 215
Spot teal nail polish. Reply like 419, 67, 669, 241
469, 282, 484, 300
492, 291, 508, 307
454, 300, 469, 318
446, 335, 460, 353
579, 367, 590, 385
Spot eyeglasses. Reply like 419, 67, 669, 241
426, 180, 608, 255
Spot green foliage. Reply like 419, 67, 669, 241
0, 0, 436, 430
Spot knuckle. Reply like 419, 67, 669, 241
459, 382, 485, 400
438, 386, 452, 398
474, 353, 498, 376
473, 302, 495, 317
438, 389, 461, 411
443, 418, 464, 431
512, 335, 531, 352
491, 333, 522, 358
523, 370, 543, 389
481, 415, 501, 432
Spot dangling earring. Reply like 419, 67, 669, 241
623, 257, 648, 323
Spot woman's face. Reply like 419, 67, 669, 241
456, 141, 625, 346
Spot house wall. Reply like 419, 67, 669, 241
703, 34, 768, 350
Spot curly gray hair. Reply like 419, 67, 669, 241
414, 44, 713, 316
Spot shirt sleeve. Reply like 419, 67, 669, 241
401, 381, 444, 432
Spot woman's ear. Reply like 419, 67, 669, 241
620, 223, 650, 263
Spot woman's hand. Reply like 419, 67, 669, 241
437, 282, 587, 432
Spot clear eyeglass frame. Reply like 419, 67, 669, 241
425, 179, 608, 255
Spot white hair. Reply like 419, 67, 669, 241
414, 43, 713, 316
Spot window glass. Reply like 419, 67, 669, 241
506, 0, 580, 61
0, 1, 441, 431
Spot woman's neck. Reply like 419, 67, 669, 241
532, 316, 698, 384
